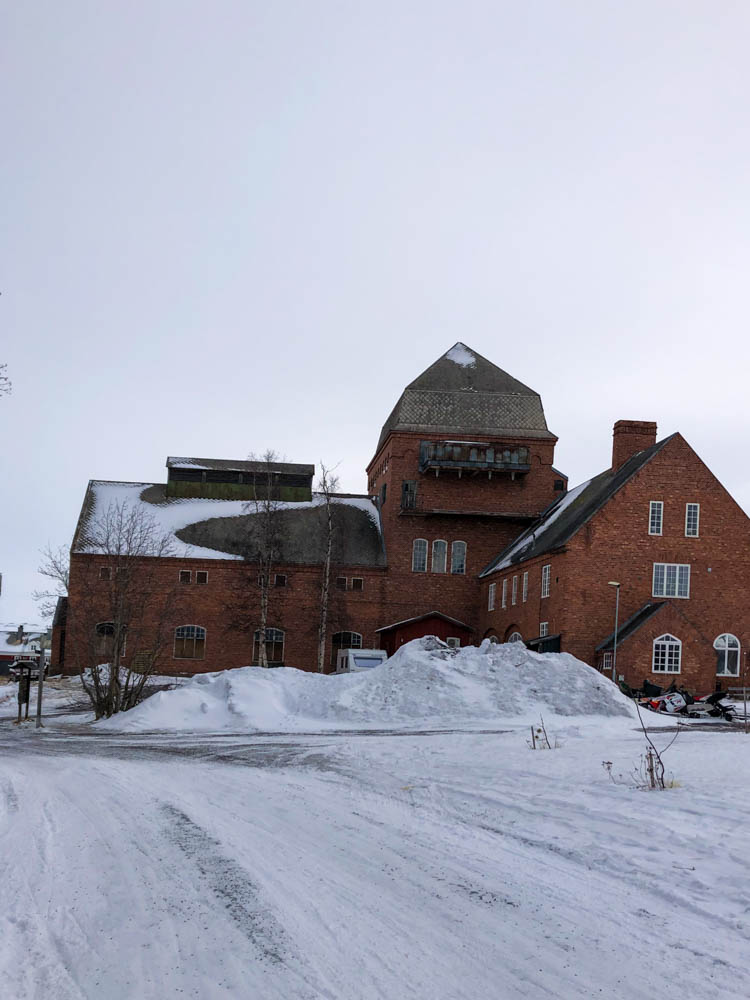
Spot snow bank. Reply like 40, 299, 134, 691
99, 637, 637, 733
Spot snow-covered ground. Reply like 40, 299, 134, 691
1, 642, 748, 998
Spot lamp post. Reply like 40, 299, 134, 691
608, 582, 621, 683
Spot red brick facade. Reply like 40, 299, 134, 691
480, 434, 750, 692
54, 346, 750, 694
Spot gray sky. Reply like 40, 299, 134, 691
3, 1, 750, 625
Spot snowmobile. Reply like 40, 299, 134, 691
640, 686, 736, 722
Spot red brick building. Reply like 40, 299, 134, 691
479, 422, 750, 692
54, 344, 750, 692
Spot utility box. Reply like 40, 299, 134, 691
335, 649, 387, 674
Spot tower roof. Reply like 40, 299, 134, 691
376, 343, 555, 452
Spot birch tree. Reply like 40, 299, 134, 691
244, 450, 283, 668
316, 463, 340, 672
33, 544, 70, 620
0, 363, 10, 397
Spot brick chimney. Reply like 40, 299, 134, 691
612, 420, 657, 470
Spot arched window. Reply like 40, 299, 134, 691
331, 630, 363, 667
652, 634, 681, 674
174, 625, 206, 660
451, 541, 467, 575
714, 634, 740, 677
412, 538, 428, 572
94, 622, 126, 657
507, 632, 523, 643
431, 540, 447, 573
253, 627, 285, 666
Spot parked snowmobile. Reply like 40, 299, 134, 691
640, 685, 736, 722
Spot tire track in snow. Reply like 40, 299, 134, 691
160, 804, 330, 999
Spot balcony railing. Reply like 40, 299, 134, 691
418, 440, 531, 475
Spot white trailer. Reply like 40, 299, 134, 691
335, 649, 387, 674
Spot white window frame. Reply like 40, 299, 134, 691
431, 539, 447, 573
174, 624, 206, 660
488, 582, 496, 612
539, 622, 549, 638
601, 651, 613, 673
507, 631, 523, 643
541, 564, 551, 599
445, 637, 461, 649
685, 503, 700, 538
511, 575, 518, 606
451, 540, 467, 575
501, 579, 507, 609
714, 633, 740, 677
652, 633, 681, 674
196, 570, 208, 585
522, 571, 528, 603
412, 538, 428, 573
649, 500, 663, 536
652, 563, 690, 599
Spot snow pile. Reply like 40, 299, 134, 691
99, 637, 636, 733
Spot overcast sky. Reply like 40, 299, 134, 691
3, 1, 750, 625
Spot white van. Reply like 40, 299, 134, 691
335, 648, 387, 674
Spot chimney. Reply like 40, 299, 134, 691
612, 420, 657, 470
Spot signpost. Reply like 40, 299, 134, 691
35, 645, 45, 728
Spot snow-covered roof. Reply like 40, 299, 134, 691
0, 627, 49, 657
166, 457, 314, 476
73, 481, 384, 566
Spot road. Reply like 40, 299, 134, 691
1, 721, 748, 999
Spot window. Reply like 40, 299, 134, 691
274, 574, 287, 588
554, 479, 565, 491
522, 571, 528, 603
511, 576, 518, 606
501, 579, 507, 609
507, 632, 523, 643
652, 563, 690, 598
541, 564, 551, 598
174, 625, 206, 660
331, 630, 363, 667
196, 571, 208, 585
714, 634, 740, 677
539, 622, 549, 637
253, 627, 284, 666
380, 482, 387, 506
451, 541, 466, 575
351, 577, 364, 592
412, 539, 428, 573
179, 570, 191, 584
649, 501, 663, 536
401, 480, 417, 510
336, 576, 347, 590
94, 621, 125, 659
652, 634, 681, 673
601, 651, 613, 673
445, 637, 461, 649
99, 567, 111, 581
488, 582, 496, 612
432, 540, 447, 573
685, 503, 700, 537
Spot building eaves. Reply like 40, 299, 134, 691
480, 433, 678, 577
167, 457, 314, 476
595, 602, 667, 652
375, 611, 472, 633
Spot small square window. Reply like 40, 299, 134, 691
274, 574, 287, 588
351, 577, 363, 592
446, 637, 461, 648
336, 576, 347, 590
179, 570, 191, 584
196, 571, 208, 585
99, 567, 111, 581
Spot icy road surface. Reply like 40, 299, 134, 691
1, 724, 748, 999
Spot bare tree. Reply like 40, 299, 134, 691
0, 363, 10, 397
316, 463, 340, 672
72, 499, 178, 717
33, 544, 70, 620
243, 450, 283, 667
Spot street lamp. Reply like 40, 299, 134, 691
608, 582, 621, 683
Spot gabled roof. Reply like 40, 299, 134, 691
375, 611, 472, 634
376, 343, 555, 452
595, 602, 666, 652
481, 434, 677, 576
